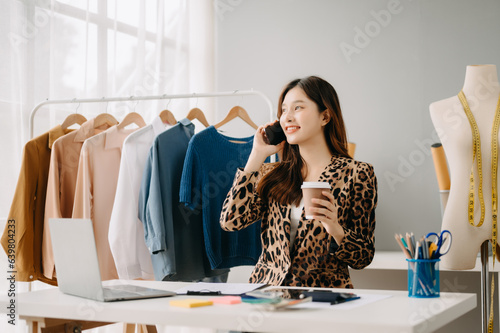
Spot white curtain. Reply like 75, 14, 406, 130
0, 0, 215, 332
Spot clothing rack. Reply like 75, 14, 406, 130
23, 89, 274, 294
29, 90, 275, 139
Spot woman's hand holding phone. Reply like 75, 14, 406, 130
244, 121, 285, 172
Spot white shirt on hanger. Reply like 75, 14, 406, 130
108, 116, 170, 280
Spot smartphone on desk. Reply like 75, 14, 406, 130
260, 288, 360, 304
301, 290, 360, 304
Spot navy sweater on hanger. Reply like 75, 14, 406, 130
179, 126, 262, 269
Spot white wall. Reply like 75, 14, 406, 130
214, 0, 500, 251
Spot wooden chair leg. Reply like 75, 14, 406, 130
123, 323, 136, 333
144, 325, 158, 333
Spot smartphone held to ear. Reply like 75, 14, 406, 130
264, 121, 286, 145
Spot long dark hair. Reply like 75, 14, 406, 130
257, 76, 349, 206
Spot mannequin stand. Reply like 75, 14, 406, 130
480, 241, 489, 333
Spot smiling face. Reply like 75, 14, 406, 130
279, 87, 329, 147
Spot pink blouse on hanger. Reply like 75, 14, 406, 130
72, 125, 136, 281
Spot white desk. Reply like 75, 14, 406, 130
0, 280, 476, 333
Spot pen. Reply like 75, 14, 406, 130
410, 234, 416, 256
420, 236, 434, 292
421, 237, 429, 259
187, 291, 221, 296
412, 241, 420, 295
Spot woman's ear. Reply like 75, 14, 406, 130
322, 110, 331, 126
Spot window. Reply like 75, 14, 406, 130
1, 0, 193, 218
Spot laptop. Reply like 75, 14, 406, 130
49, 218, 176, 302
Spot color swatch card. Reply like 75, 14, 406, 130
210, 296, 242, 305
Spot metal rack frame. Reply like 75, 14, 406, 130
29, 89, 275, 139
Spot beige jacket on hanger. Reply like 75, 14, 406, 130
1, 125, 70, 285
42, 118, 108, 280
72, 125, 136, 281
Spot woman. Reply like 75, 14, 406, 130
220, 76, 377, 288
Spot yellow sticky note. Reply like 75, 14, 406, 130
170, 299, 213, 308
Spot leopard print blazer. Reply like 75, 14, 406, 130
220, 155, 377, 289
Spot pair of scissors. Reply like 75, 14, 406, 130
425, 230, 452, 259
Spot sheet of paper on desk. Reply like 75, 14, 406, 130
291, 294, 392, 310
175, 282, 266, 295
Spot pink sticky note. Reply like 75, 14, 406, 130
210, 296, 242, 305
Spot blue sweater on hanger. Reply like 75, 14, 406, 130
179, 126, 262, 269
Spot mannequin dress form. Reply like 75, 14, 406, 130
430, 64, 500, 270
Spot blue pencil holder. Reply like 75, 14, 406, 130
406, 259, 440, 298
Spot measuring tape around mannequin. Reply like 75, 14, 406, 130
458, 90, 500, 333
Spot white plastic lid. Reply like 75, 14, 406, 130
301, 182, 331, 189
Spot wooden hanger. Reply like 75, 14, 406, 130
93, 113, 119, 129
214, 105, 258, 130
117, 112, 146, 130
159, 109, 177, 125
61, 113, 87, 130
348, 142, 356, 158
186, 107, 210, 127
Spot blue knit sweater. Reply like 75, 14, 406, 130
179, 126, 262, 269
